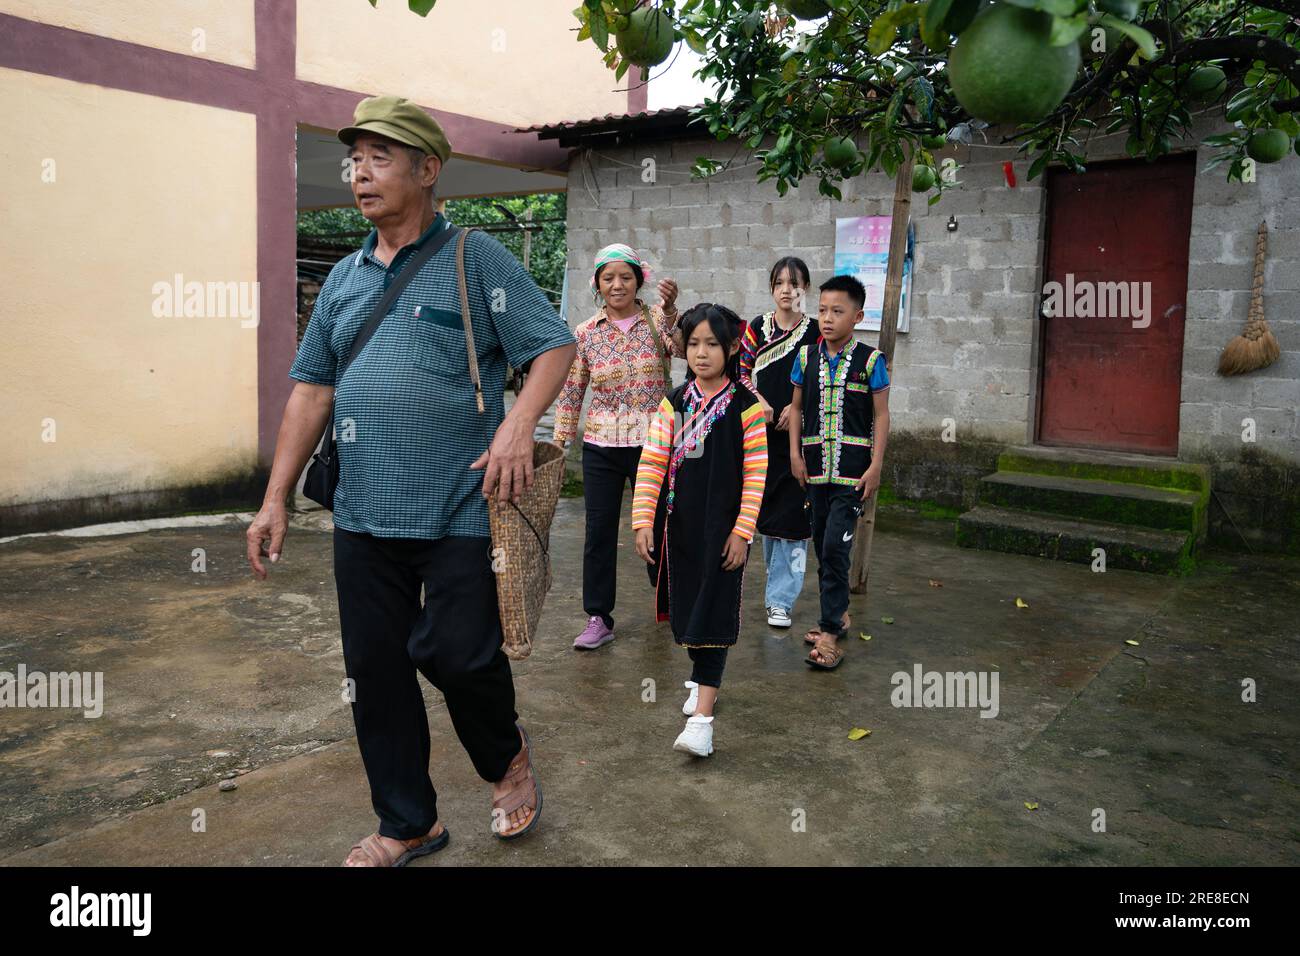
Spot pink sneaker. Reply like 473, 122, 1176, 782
573, 615, 615, 650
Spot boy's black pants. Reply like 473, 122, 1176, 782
808, 483, 864, 635
333, 527, 520, 841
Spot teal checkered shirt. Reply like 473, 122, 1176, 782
290, 213, 575, 539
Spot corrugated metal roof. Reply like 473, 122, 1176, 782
517, 105, 696, 136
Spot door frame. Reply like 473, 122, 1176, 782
1032, 152, 1197, 456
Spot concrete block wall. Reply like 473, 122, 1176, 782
562, 118, 1300, 551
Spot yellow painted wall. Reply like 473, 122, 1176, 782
0, 0, 257, 69
0, 68, 259, 506
297, 0, 627, 131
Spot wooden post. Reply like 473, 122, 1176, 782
522, 207, 533, 271
849, 150, 915, 594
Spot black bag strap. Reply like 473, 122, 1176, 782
341, 218, 461, 375
314, 218, 460, 458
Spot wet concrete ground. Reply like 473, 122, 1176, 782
0, 501, 1296, 866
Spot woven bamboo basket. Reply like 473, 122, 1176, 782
489, 439, 566, 661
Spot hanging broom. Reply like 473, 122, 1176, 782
1218, 220, 1281, 376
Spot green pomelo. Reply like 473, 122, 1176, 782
1246, 128, 1290, 164
615, 7, 675, 68
948, 5, 1082, 125
822, 135, 859, 168
912, 166, 938, 192
1184, 66, 1226, 103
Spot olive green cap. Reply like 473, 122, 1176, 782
338, 95, 452, 163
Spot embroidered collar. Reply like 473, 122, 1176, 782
754, 312, 810, 373
666, 379, 736, 513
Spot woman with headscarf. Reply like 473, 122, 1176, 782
553, 243, 681, 650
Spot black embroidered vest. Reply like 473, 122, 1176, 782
799, 340, 884, 485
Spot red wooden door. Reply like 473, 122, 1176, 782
1037, 155, 1195, 455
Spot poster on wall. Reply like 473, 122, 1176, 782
833, 215, 914, 334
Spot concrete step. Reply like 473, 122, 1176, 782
978, 471, 1206, 534
956, 505, 1192, 573
998, 445, 1210, 494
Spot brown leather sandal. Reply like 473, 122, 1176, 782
493, 725, 542, 840
806, 633, 845, 670
344, 823, 449, 867
805, 612, 851, 645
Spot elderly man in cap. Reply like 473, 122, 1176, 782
246, 95, 575, 866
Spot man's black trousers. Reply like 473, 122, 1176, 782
333, 527, 520, 840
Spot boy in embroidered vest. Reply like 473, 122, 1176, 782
789, 275, 891, 670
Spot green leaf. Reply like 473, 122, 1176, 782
590, 11, 608, 51
1027, 152, 1049, 180
868, 6, 921, 56
1098, 14, 1156, 59
408, 0, 437, 15
913, 75, 935, 121
920, 0, 955, 51
1049, 14, 1088, 46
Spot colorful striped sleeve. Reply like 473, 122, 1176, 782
631, 397, 676, 530
731, 402, 769, 542
738, 321, 761, 394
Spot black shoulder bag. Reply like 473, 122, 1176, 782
302, 221, 461, 510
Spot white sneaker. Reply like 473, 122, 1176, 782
673, 715, 714, 757
767, 606, 792, 628
682, 680, 699, 716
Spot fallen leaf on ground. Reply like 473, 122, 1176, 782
859, 632, 872, 641
928, 579, 943, 588
1125, 639, 1140, 646
1015, 598, 1029, 609
848, 728, 872, 740
881, 616, 895, 624
1024, 801, 1039, 811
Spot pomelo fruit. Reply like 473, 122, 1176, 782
948, 5, 1081, 125
784, 0, 831, 19
615, 6, 675, 68
809, 92, 835, 126
912, 165, 937, 192
1246, 128, 1290, 163
822, 135, 860, 169
943, 0, 986, 36
922, 131, 949, 149
1184, 66, 1226, 104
